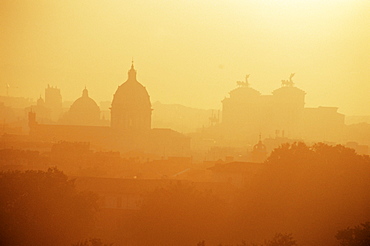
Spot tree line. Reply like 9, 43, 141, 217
0, 143, 369, 245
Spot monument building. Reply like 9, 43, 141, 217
221, 73, 344, 144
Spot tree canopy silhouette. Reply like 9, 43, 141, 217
336, 222, 370, 246
264, 233, 297, 246
72, 238, 114, 246
123, 182, 229, 246
0, 168, 99, 246
236, 142, 370, 245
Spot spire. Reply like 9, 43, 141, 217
253, 133, 266, 152
82, 87, 88, 97
128, 59, 137, 81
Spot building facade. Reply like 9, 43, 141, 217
221, 74, 344, 143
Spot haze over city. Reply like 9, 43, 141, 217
1, 1, 370, 246
1, 0, 369, 115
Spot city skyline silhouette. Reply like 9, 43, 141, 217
1, 1, 369, 116
1, 1, 370, 246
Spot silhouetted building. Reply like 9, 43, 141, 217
271, 80, 305, 136
299, 106, 345, 142
25, 96, 52, 124
344, 123, 370, 148
152, 101, 215, 133
250, 135, 267, 163
28, 64, 190, 157
0, 95, 33, 109
62, 88, 101, 126
208, 161, 264, 188
222, 79, 262, 140
345, 141, 369, 155
111, 63, 152, 134
29, 111, 112, 149
45, 85, 63, 121
0, 102, 17, 124
100, 101, 111, 125
221, 74, 344, 144
0, 96, 34, 129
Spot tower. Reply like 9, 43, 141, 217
44, 85, 62, 122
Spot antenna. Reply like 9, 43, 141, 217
5, 83, 18, 97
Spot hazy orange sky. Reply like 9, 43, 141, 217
1, 0, 369, 115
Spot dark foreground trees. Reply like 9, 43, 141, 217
113, 143, 370, 245
336, 222, 370, 246
123, 182, 230, 246
72, 238, 114, 246
236, 142, 370, 245
264, 233, 297, 246
201, 233, 297, 246
0, 168, 99, 246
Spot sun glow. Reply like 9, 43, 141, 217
0, 0, 369, 115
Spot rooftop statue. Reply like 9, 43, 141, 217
236, 74, 250, 87
281, 73, 295, 87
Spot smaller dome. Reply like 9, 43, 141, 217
253, 134, 267, 152
37, 96, 45, 106
253, 140, 266, 152
66, 88, 100, 125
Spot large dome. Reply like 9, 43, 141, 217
65, 88, 100, 125
111, 63, 152, 132
111, 65, 151, 110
